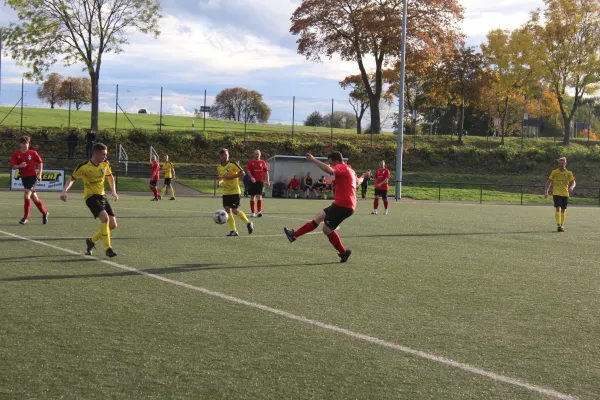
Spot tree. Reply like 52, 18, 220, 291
528, 0, 600, 145
59, 77, 92, 110
36, 72, 64, 109
290, 0, 463, 135
2, 0, 161, 132
441, 46, 490, 143
305, 111, 324, 127
481, 28, 539, 144
340, 74, 370, 134
322, 111, 357, 129
210, 88, 271, 123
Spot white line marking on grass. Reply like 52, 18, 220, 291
0, 228, 576, 400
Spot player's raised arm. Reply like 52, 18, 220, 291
306, 153, 334, 175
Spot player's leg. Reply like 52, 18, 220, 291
553, 196, 562, 230
20, 188, 33, 224
160, 184, 167, 198
150, 180, 159, 200
250, 194, 256, 217
257, 193, 263, 217
223, 204, 237, 235
230, 194, 252, 234
30, 191, 48, 222
284, 209, 326, 242
383, 192, 389, 215
169, 183, 175, 199
372, 193, 380, 214
322, 206, 352, 262
560, 197, 568, 230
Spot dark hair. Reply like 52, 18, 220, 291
219, 148, 228, 155
328, 151, 343, 163
92, 143, 107, 152
19, 136, 31, 144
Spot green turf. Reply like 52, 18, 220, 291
0, 173, 8, 188
0, 192, 598, 399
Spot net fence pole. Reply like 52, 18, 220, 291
395, 0, 407, 200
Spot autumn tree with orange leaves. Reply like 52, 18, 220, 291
291, 0, 463, 135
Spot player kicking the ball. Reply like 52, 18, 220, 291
217, 148, 253, 237
61, 143, 119, 258
10, 136, 49, 225
284, 152, 369, 263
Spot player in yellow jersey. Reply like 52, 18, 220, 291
60, 143, 119, 257
160, 155, 176, 200
544, 157, 576, 232
216, 148, 253, 237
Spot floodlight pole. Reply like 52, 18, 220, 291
395, 0, 408, 200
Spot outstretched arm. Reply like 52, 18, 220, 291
306, 153, 334, 175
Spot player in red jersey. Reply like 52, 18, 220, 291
10, 136, 49, 225
372, 160, 391, 215
149, 155, 161, 201
246, 149, 270, 217
284, 152, 369, 263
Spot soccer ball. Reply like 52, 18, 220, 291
213, 210, 229, 224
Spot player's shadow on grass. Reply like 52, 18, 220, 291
0, 264, 222, 282
175, 262, 340, 271
346, 230, 550, 238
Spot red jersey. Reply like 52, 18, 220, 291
150, 161, 160, 180
10, 150, 43, 177
246, 159, 268, 182
332, 163, 358, 210
287, 177, 300, 189
375, 168, 391, 191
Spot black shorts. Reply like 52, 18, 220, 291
149, 180, 158, 187
553, 195, 569, 209
374, 189, 388, 199
323, 203, 354, 230
85, 195, 115, 219
21, 176, 37, 191
248, 182, 264, 196
164, 178, 172, 186
222, 194, 241, 209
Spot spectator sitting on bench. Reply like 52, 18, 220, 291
303, 172, 318, 199
314, 176, 327, 198
287, 175, 301, 198
323, 178, 335, 200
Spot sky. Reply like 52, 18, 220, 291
0, 0, 545, 126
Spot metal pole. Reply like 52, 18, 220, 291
395, 0, 408, 200
115, 84, 119, 136
292, 96, 295, 143
159, 87, 163, 133
588, 106, 591, 148
68, 82, 72, 131
20, 79, 23, 133
244, 92, 247, 141
330, 98, 334, 146
203, 89, 207, 131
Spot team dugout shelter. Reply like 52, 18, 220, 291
266, 155, 348, 197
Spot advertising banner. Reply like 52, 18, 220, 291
11, 169, 65, 191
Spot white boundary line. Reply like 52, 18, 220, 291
0, 229, 576, 400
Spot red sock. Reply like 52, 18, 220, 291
250, 200, 255, 213
24, 199, 31, 219
327, 231, 346, 255
294, 220, 318, 238
257, 199, 263, 212
34, 199, 47, 215
374, 198, 379, 209
151, 187, 159, 199
384, 201, 388, 210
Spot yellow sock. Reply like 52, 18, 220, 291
92, 229, 102, 243
227, 212, 237, 232
160, 187, 166, 196
561, 212, 566, 226
237, 210, 249, 224
170, 187, 175, 197
100, 223, 111, 250
555, 212, 562, 226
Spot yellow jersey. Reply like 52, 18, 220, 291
217, 161, 243, 195
162, 161, 174, 179
548, 168, 575, 197
72, 160, 113, 200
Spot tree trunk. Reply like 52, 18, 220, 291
90, 72, 99, 132
458, 100, 465, 143
563, 116, 572, 146
356, 116, 362, 134
369, 97, 381, 135
500, 95, 509, 146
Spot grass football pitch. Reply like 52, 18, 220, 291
0, 191, 599, 399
